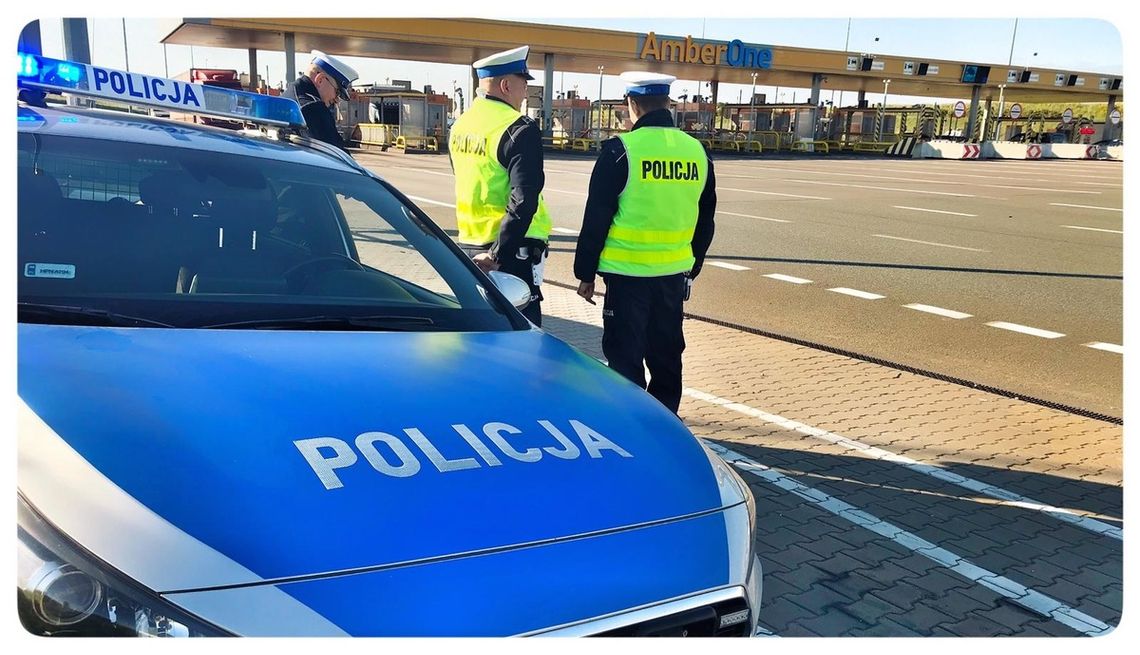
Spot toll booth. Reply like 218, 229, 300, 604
674, 98, 716, 138
828, 105, 938, 145
593, 98, 631, 139
342, 87, 450, 150
550, 96, 591, 138
718, 102, 814, 149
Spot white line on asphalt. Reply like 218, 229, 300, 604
1073, 181, 1124, 187
1085, 342, 1124, 355
687, 388, 1123, 541
719, 187, 831, 200
708, 261, 751, 271
543, 188, 588, 196
552, 227, 579, 235
903, 304, 973, 319
696, 437, 1114, 635
782, 179, 976, 197
827, 287, 885, 300
1050, 203, 1123, 212
545, 168, 591, 176
405, 195, 455, 208
892, 205, 978, 217
982, 184, 1100, 194
985, 322, 1066, 339
763, 273, 812, 284
717, 211, 791, 223
718, 168, 964, 187
872, 234, 988, 252
400, 167, 453, 177
1060, 225, 1123, 235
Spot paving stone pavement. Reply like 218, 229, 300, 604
537, 280, 1124, 638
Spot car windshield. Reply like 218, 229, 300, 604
17, 131, 522, 332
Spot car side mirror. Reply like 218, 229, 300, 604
487, 270, 531, 310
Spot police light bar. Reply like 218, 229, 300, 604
16, 53, 305, 129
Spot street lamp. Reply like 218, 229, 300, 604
877, 78, 891, 141
595, 65, 604, 146
748, 71, 758, 141
997, 83, 1007, 123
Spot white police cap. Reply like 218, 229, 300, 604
310, 50, 359, 101
472, 45, 534, 81
620, 71, 676, 97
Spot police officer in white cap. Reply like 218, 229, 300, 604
573, 72, 716, 414
289, 50, 359, 150
448, 45, 551, 326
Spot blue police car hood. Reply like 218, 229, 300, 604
18, 325, 728, 589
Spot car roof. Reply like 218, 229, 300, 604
17, 102, 358, 173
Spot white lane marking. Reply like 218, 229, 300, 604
543, 188, 588, 196
872, 234, 988, 252
717, 211, 790, 223
1085, 342, 1124, 354
782, 179, 976, 197
697, 437, 1114, 635
892, 205, 978, 217
1073, 181, 1123, 187
719, 186, 831, 200
1060, 225, 1123, 235
687, 388, 1123, 542
718, 168, 964, 187
986, 322, 1066, 339
708, 261, 751, 271
405, 195, 455, 208
763, 273, 812, 284
552, 227, 579, 235
828, 287, 885, 300
545, 168, 591, 176
1050, 203, 1123, 212
399, 167, 453, 177
983, 184, 1100, 194
904, 304, 973, 319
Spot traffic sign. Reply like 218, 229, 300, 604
1110, 109, 1121, 125
962, 144, 981, 159
1062, 108, 1073, 124
1009, 103, 1022, 119
1026, 144, 1042, 159
953, 101, 966, 118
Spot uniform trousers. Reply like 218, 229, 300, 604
600, 272, 687, 413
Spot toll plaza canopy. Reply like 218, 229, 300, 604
161, 17, 1122, 103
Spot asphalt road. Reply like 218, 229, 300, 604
353, 149, 1123, 418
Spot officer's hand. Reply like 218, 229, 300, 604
577, 281, 596, 305
473, 252, 500, 273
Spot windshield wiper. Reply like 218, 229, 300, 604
18, 302, 176, 328
201, 314, 436, 331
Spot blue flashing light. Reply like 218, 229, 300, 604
16, 53, 305, 129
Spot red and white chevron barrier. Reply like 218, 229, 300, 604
1085, 145, 1098, 159
961, 144, 981, 159
1027, 144, 1042, 159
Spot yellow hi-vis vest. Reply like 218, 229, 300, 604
597, 127, 708, 277
449, 98, 551, 245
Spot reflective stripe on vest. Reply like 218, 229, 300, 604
597, 127, 708, 277
449, 98, 551, 245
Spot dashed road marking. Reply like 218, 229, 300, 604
717, 211, 790, 223
1050, 203, 1123, 212
687, 388, 1122, 541
1060, 225, 1123, 235
708, 261, 751, 271
543, 188, 588, 197
763, 273, 812, 284
827, 287, 885, 300
986, 322, 1066, 339
982, 184, 1100, 194
397, 167, 453, 177
719, 187, 831, 200
552, 227, 579, 235
1085, 342, 1123, 354
405, 195, 455, 208
782, 179, 976, 197
697, 437, 1114, 636
873, 234, 988, 252
904, 304, 973, 319
892, 205, 978, 217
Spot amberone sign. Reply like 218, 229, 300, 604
637, 32, 774, 69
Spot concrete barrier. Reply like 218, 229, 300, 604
984, 141, 1027, 159
913, 140, 1123, 161
914, 141, 981, 159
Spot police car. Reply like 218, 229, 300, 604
17, 55, 761, 637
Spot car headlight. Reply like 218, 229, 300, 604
701, 442, 757, 535
17, 493, 231, 637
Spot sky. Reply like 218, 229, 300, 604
21, 13, 1125, 110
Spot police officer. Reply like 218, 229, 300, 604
289, 50, 359, 150
573, 72, 716, 414
449, 45, 551, 326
